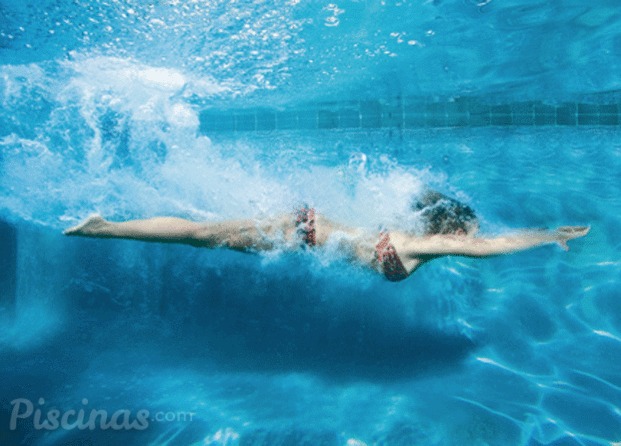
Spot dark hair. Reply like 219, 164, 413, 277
412, 191, 478, 235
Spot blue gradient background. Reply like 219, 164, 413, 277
1, 1, 620, 445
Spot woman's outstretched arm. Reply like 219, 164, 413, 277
63, 214, 296, 252
402, 226, 590, 258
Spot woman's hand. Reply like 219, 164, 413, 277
554, 226, 590, 251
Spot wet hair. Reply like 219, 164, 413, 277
412, 191, 478, 235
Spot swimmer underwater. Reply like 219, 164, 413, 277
64, 191, 590, 282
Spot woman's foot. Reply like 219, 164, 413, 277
64, 214, 109, 236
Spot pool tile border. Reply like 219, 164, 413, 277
200, 97, 621, 133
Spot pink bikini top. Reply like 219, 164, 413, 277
375, 231, 409, 282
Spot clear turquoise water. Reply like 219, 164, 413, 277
1, 1, 621, 445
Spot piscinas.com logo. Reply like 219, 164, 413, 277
10, 398, 151, 431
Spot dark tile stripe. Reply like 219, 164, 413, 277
200, 97, 621, 132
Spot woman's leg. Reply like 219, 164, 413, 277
64, 214, 296, 252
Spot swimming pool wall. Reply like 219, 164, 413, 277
200, 95, 621, 133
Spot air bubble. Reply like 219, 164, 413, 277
324, 16, 340, 27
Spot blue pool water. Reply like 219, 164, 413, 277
1, 1, 621, 445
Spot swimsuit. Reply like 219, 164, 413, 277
295, 206, 316, 247
375, 231, 409, 282
295, 208, 408, 282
